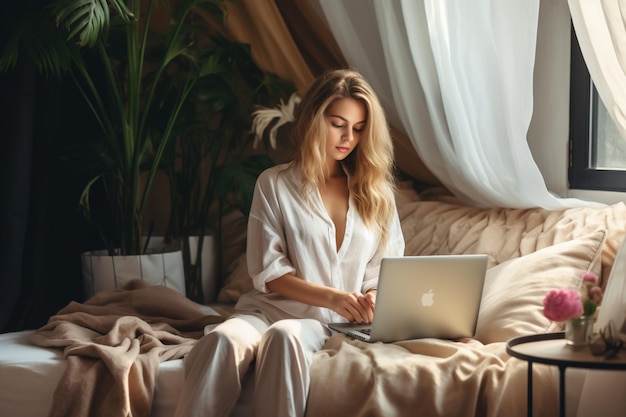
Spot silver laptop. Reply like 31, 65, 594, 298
328, 254, 488, 343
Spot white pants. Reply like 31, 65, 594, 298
173, 314, 331, 417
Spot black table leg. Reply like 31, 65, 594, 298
528, 361, 533, 417
558, 365, 566, 417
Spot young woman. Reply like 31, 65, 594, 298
174, 68, 405, 417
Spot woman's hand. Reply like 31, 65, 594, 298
266, 274, 377, 323
364, 289, 377, 310
330, 291, 375, 324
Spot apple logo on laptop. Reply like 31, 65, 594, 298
421, 289, 434, 307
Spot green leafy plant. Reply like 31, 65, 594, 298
0, 0, 233, 255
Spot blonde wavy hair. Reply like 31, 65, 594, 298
290, 68, 397, 246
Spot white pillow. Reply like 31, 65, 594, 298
474, 229, 606, 344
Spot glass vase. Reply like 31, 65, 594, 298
565, 316, 593, 346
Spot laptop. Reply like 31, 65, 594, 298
328, 254, 488, 343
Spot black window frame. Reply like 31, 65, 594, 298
569, 25, 626, 192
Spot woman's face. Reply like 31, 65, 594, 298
324, 97, 366, 164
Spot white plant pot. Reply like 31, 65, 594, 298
81, 246, 186, 299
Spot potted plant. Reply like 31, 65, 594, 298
0, 0, 292, 301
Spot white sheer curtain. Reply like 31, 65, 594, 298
567, 1, 626, 416
569, 0, 626, 142
313, 0, 590, 209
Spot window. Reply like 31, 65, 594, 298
569, 26, 626, 191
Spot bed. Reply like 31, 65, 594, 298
1, 182, 626, 417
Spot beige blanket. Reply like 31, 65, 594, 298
307, 334, 557, 417
304, 204, 618, 416
304, 185, 626, 417
30, 280, 224, 417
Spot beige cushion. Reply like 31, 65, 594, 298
474, 229, 606, 344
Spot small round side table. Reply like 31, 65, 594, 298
506, 332, 626, 417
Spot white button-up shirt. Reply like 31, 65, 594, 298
235, 163, 405, 324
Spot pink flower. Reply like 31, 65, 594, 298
581, 273, 599, 284
543, 272, 605, 322
589, 286, 604, 304
543, 289, 583, 322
